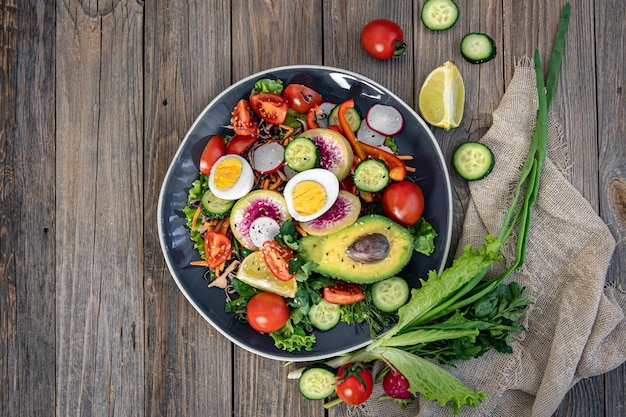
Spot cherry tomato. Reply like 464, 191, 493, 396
203, 230, 232, 269
226, 134, 258, 155
323, 281, 366, 305
335, 363, 374, 405
246, 292, 290, 333
249, 92, 289, 125
361, 19, 407, 60
261, 240, 296, 281
199, 135, 226, 175
283, 84, 323, 113
382, 181, 424, 226
230, 99, 258, 135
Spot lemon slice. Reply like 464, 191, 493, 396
418, 61, 465, 130
236, 251, 298, 298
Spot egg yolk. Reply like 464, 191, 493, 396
292, 180, 327, 216
214, 157, 242, 189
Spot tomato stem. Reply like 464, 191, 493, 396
392, 40, 407, 58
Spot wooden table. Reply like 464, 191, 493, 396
2, 0, 624, 416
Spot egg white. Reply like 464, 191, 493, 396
208, 154, 255, 200
283, 168, 339, 222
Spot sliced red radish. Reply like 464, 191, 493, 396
249, 216, 281, 248
366, 104, 404, 136
252, 142, 285, 173
356, 123, 386, 146
315, 101, 337, 128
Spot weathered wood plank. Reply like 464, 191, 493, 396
55, 0, 145, 415
142, 0, 234, 415
229, 1, 325, 416
595, 0, 626, 415
1, 0, 56, 415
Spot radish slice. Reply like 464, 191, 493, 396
249, 216, 281, 247
316, 102, 337, 128
366, 104, 404, 136
253, 142, 285, 173
357, 123, 386, 146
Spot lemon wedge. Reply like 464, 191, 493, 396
236, 251, 297, 298
418, 61, 465, 130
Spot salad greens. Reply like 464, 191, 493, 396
290, 3, 571, 414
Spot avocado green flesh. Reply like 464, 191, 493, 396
298, 214, 414, 284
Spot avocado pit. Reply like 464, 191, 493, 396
346, 233, 390, 264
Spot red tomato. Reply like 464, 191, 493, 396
323, 281, 366, 305
203, 230, 232, 269
226, 134, 258, 154
199, 135, 226, 175
283, 84, 323, 113
246, 292, 290, 333
261, 240, 296, 281
382, 181, 424, 226
335, 363, 374, 405
249, 92, 289, 125
230, 99, 258, 135
361, 19, 407, 60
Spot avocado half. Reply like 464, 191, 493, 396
298, 214, 414, 284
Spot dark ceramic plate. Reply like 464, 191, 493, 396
157, 65, 453, 362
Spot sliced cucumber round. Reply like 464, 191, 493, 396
461, 32, 497, 64
353, 158, 389, 192
327, 105, 361, 132
371, 276, 410, 313
452, 141, 495, 181
298, 364, 336, 400
284, 137, 319, 172
308, 299, 341, 331
201, 188, 234, 219
421, 0, 459, 31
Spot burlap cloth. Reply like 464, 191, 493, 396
356, 61, 626, 417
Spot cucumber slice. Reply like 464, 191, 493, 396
353, 158, 389, 192
371, 276, 410, 313
200, 188, 234, 219
284, 137, 319, 172
298, 364, 336, 400
421, 0, 459, 31
461, 32, 497, 64
308, 299, 341, 331
327, 105, 361, 131
452, 141, 495, 181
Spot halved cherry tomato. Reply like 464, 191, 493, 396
246, 292, 290, 333
199, 135, 226, 175
231, 99, 258, 135
382, 181, 424, 226
249, 92, 289, 125
226, 134, 258, 155
361, 19, 407, 61
335, 363, 374, 405
283, 84, 323, 113
203, 230, 232, 269
261, 240, 296, 281
323, 281, 366, 305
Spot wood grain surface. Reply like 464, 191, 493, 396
1, 0, 624, 416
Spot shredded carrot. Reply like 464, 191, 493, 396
191, 206, 202, 230
219, 216, 230, 235
295, 224, 308, 236
405, 166, 416, 173
215, 261, 225, 275
279, 124, 295, 139
282, 137, 291, 147
190, 260, 209, 267
269, 177, 283, 190
397, 154, 414, 160
261, 178, 270, 189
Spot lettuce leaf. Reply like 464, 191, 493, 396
251, 78, 284, 95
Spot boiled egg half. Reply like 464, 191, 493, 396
283, 168, 339, 222
208, 154, 255, 200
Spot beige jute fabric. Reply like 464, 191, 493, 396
355, 61, 626, 417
